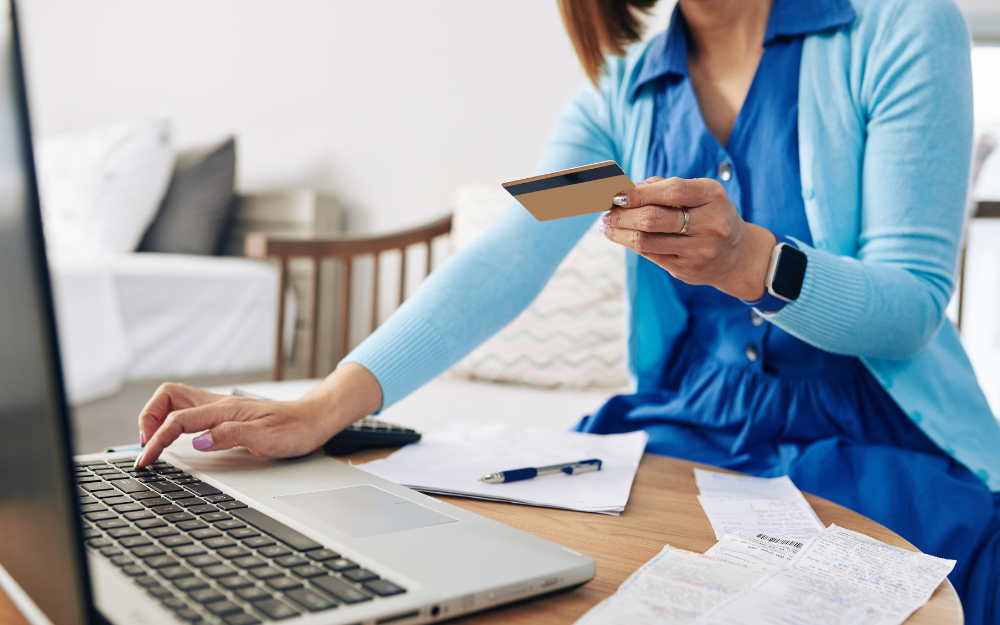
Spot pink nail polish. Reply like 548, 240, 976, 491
133, 449, 145, 469
636, 181, 648, 187
599, 223, 607, 235
139, 430, 145, 447
192, 432, 213, 451
602, 213, 611, 224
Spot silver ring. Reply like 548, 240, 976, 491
676, 209, 690, 235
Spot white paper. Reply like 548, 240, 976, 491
695, 469, 807, 502
575, 546, 768, 625
705, 532, 805, 570
698, 525, 956, 625
356, 420, 648, 515
697, 496, 826, 542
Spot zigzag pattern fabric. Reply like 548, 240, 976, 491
447, 183, 629, 391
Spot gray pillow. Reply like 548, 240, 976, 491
138, 137, 237, 255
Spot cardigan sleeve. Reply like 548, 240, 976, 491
340, 78, 627, 410
764, 0, 973, 360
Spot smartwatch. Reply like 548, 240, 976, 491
762, 242, 807, 305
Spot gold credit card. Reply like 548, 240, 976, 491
502, 161, 635, 222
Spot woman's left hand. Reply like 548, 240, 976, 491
602, 176, 777, 301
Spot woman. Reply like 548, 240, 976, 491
136, 0, 1000, 620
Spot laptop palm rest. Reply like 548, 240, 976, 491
275, 485, 458, 538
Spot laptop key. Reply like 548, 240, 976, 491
286, 588, 336, 612
248, 566, 283, 580
108, 527, 139, 539
204, 537, 236, 550
218, 546, 251, 559
323, 558, 358, 572
164, 512, 196, 523
119, 536, 152, 548
147, 526, 176, 542
291, 565, 328, 579
84, 510, 117, 521
231, 508, 322, 552
173, 477, 199, 485
189, 588, 226, 604
172, 577, 209, 592
82, 529, 101, 540
150, 505, 183, 515
306, 549, 339, 562
312, 575, 372, 604
265, 576, 302, 591
141, 497, 171, 508
174, 608, 203, 622
165, 491, 196, 501
159, 566, 194, 580
242, 536, 274, 549
99, 546, 122, 557
111, 555, 134, 567
124, 510, 155, 521
363, 579, 406, 597
130, 490, 160, 500
145, 555, 180, 569
112, 502, 143, 513
218, 575, 253, 590
104, 474, 130, 481
274, 555, 308, 569
217, 500, 247, 511
148, 481, 183, 494
228, 528, 259, 539
342, 568, 378, 583
203, 494, 234, 504
79, 495, 98, 505
191, 528, 221, 540
203, 564, 238, 578
215, 520, 245, 531
82, 482, 114, 492
177, 520, 208, 531
160, 535, 191, 547
223, 614, 261, 625
96, 519, 128, 530
176, 497, 206, 508
206, 601, 243, 616
93, 490, 124, 500
131, 546, 166, 559
254, 599, 300, 620
162, 596, 189, 611
184, 482, 222, 497
136, 518, 167, 529
173, 545, 207, 558
234, 556, 267, 569
86, 536, 109, 546
235, 587, 272, 602
258, 545, 291, 559
148, 586, 172, 597
121, 565, 146, 577
201, 512, 233, 523
188, 555, 222, 568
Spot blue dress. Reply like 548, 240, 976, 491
574, 3, 1000, 622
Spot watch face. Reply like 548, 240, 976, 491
772, 246, 807, 300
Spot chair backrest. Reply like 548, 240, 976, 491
245, 214, 453, 380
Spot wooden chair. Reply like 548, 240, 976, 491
245, 214, 453, 380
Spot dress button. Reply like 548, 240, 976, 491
718, 161, 733, 182
750, 310, 764, 326
745, 344, 759, 362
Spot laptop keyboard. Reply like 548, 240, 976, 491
77, 457, 407, 624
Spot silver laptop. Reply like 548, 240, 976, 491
0, 2, 596, 623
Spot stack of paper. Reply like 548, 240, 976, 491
357, 420, 648, 515
694, 468, 825, 542
575, 525, 955, 625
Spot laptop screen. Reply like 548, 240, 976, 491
0, 1, 92, 623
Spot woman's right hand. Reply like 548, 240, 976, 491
134, 363, 383, 468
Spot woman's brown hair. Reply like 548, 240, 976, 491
558, 0, 658, 84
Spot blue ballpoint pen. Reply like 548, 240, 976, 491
480, 459, 603, 484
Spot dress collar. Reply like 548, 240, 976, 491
628, 0, 856, 102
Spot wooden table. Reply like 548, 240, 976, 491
0, 453, 962, 625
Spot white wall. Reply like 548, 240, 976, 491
17, 0, 673, 233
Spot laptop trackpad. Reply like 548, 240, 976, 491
274, 485, 457, 538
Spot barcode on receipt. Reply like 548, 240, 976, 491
755, 534, 804, 549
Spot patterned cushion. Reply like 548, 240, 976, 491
447, 183, 629, 391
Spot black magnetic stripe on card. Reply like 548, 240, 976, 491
504, 164, 624, 196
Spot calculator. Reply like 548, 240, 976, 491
322, 418, 422, 456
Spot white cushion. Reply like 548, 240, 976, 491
447, 183, 629, 391
36, 118, 173, 255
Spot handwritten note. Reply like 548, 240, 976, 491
699, 525, 956, 625
704, 532, 805, 570
694, 469, 825, 542
575, 546, 768, 625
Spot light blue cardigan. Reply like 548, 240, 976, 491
345, 0, 1000, 491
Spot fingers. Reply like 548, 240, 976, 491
137, 383, 224, 454
135, 400, 241, 468
607, 205, 686, 234
613, 177, 722, 210
602, 225, 701, 257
